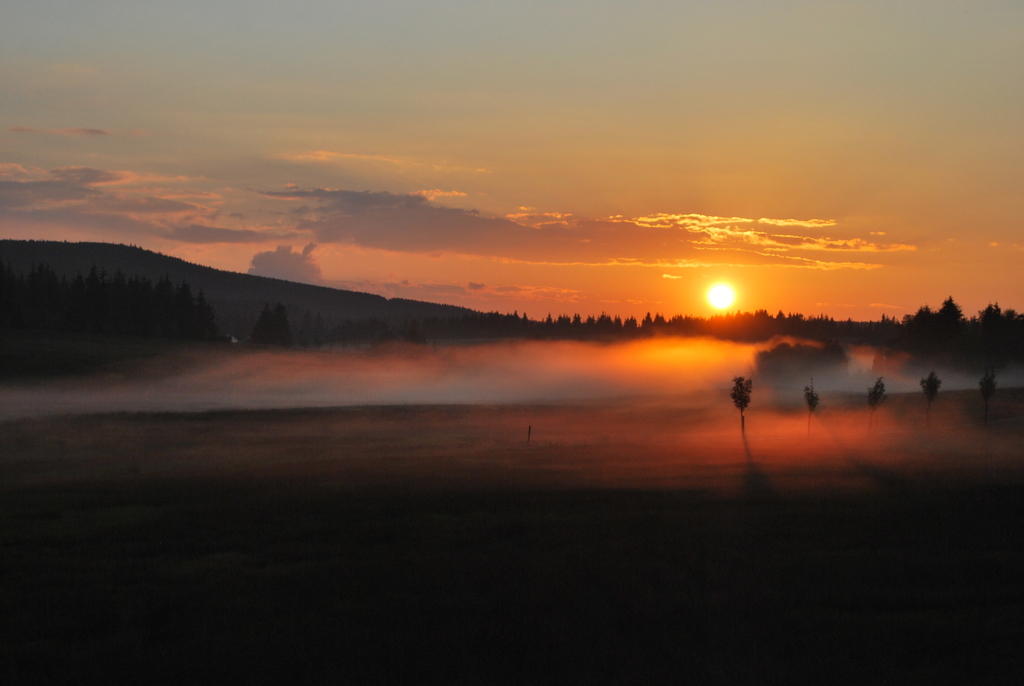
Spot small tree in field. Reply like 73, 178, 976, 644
803, 378, 819, 437
979, 368, 996, 425
867, 377, 886, 430
731, 376, 753, 433
920, 371, 941, 427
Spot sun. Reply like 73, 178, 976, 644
707, 283, 736, 310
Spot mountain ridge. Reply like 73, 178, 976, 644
0, 240, 475, 337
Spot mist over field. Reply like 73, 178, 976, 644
2, 336, 1019, 422
4, 336, 1024, 686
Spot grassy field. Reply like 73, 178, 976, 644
3, 394, 1024, 684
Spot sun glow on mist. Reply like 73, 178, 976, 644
707, 283, 736, 310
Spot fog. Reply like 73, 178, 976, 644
1, 337, 1021, 421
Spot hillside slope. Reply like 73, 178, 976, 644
0, 240, 473, 337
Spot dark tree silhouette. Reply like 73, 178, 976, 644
250, 302, 292, 346
803, 378, 819, 437
920, 371, 941, 427
867, 377, 886, 431
0, 259, 217, 340
979, 368, 996, 425
730, 376, 753, 433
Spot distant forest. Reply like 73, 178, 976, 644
2, 255, 1023, 369
324, 297, 1024, 368
1, 261, 218, 341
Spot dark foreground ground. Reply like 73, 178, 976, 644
3, 398, 1024, 684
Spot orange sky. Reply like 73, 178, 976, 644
2, 1, 1022, 320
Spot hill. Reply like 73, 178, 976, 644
0, 240, 474, 338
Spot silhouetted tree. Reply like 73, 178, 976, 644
803, 378, 819, 437
867, 377, 886, 430
403, 319, 426, 344
0, 259, 217, 340
979, 368, 996, 425
936, 297, 964, 343
920, 371, 941, 427
250, 302, 292, 346
730, 376, 753, 433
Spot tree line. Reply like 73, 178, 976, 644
4, 255, 1021, 372
316, 298, 1024, 369
0, 260, 218, 341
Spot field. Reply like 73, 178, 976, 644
3, 385, 1024, 684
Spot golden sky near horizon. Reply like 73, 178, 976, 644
2, 1, 1022, 320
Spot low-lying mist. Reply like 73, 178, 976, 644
1, 337, 1021, 421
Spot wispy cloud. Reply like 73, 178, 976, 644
168, 225, 293, 244
0, 163, 291, 245
689, 224, 915, 253
328, 277, 581, 304
252, 185, 907, 271
622, 212, 913, 254
501, 255, 880, 271
9, 126, 111, 136
1, 164, 910, 273
275, 150, 489, 174
410, 189, 468, 201
505, 210, 573, 228
627, 213, 756, 228
0, 163, 42, 178
756, 217, 837, 228
277, 150, 412, 165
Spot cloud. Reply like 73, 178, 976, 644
170, 225, 286, 244
662, 274, 683, 279
623, 212, 914, 254
0, 161, 911, 274
487, 284, 581, 301
328, 277, 582, 304
628, 213, 756, 228
48, 166, 132, 186
248, 243, 322, 284
275, 150, 489, 174
277, 150, 410, 165
411, 189, 468, 201
505, 210, 573, 228
254, 186, 908, 271
9, 126, 111, 136
757, 217, 837, 228
0, 163, 41, 178
0, 175, 100, 210
0, 163, 287, 245
258, 187, 528, 254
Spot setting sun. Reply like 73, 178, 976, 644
707, 283, 736, 310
